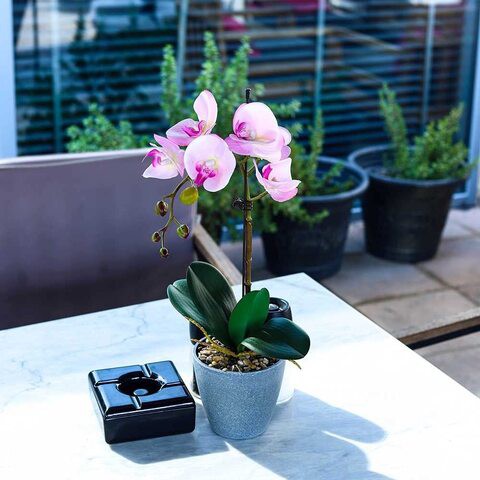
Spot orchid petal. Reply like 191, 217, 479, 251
280, 145, 291, 160
153, 134, 183, 151
225, 133, 285, 162
233, 102, 279, 142
254, 158, 300, 202
194, 90, 217, 131
184, 135, 236, 192
227, 101, 292, 162
143, 162, 179, 180
166, 118, 200, 146
279, 126, 292, 146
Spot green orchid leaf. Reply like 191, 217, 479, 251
240, 317, 310, 360
167, 280, 208, 329
186, 262, 236, 348
228, 288, 269, 346
167, 279, 231, 347
187, 261, 237, 319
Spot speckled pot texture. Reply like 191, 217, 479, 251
193, 343, 285, 440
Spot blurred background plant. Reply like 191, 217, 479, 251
379, 84, 471, 180
67, 104, 147, 152
255, 112, 355, 233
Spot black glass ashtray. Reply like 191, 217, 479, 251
88, 361, 195, 444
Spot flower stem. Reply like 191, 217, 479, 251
241, 158, 254, 297
242, 88, 254, 297
161, 176, 190, 231
250, 191, 268, 202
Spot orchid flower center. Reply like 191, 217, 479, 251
262, 164, 273, 180
183, 120, 206, 137
235, 121, 256, 141
150, 149, 169, 167
194, 159, 217, 187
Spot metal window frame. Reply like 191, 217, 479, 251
455, 4, 480, 209
0, 0, 17, 158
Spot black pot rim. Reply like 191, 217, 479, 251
300, 156, 369, 204
348, 144, 464, 188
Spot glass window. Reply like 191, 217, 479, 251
13, 0, 480, 162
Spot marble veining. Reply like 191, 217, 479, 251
1, 273, 480, 479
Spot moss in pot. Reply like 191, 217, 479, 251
349, 84, 475, 263
257, 112, 369, 279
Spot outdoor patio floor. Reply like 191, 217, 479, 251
222, 205, 480, 397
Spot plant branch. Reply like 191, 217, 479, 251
250, 191, 269, 202
242, 89, 254, 297
160, 176, 190, 231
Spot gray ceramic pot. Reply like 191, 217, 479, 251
192, 343, 285, 439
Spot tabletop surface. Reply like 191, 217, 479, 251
1, 273, 480, 480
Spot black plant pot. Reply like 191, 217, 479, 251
349, 145, 461, 263
262, 157, 369, 280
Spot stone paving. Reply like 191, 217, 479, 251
222, 205, 480, 397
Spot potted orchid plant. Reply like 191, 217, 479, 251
142, 88, 310, 439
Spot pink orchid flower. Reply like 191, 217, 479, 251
166, 90, 217, 146
142, 134, 185, 179
225, 102, 291, 162
184, 135, 236, 192
255, 157, 300, 202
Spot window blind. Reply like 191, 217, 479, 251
13, 0, 479, 162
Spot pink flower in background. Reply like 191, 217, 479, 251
142, 135, 185, 179
255, 157, 300, 202
184, 135, 236, 192
166, 90, 217, 146
225, 102, 291, 162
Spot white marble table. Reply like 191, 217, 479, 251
1, 274, 480, 480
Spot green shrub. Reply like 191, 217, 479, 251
66, 104, 146, 152
379, 84, 471, 180
255, 112, 355, 233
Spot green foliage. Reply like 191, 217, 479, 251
66, 104, 146, 152
255, 111, 354, 233
379, 84, 410, 174
241, 317, 311, 360
379, 84, 471, 180
229, 289, 269, 347
167, 261, 310, 360
160, 44, 184, 125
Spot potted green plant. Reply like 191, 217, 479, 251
349, 84, 474, 263
257, 112, 369, 279
142, 88, 310, 439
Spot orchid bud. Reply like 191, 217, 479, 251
179, 186, 199, 206
151, 231, 161, 243
155, 200, 168, 216
176, 224, 190, 239
159, 247, 169, 258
